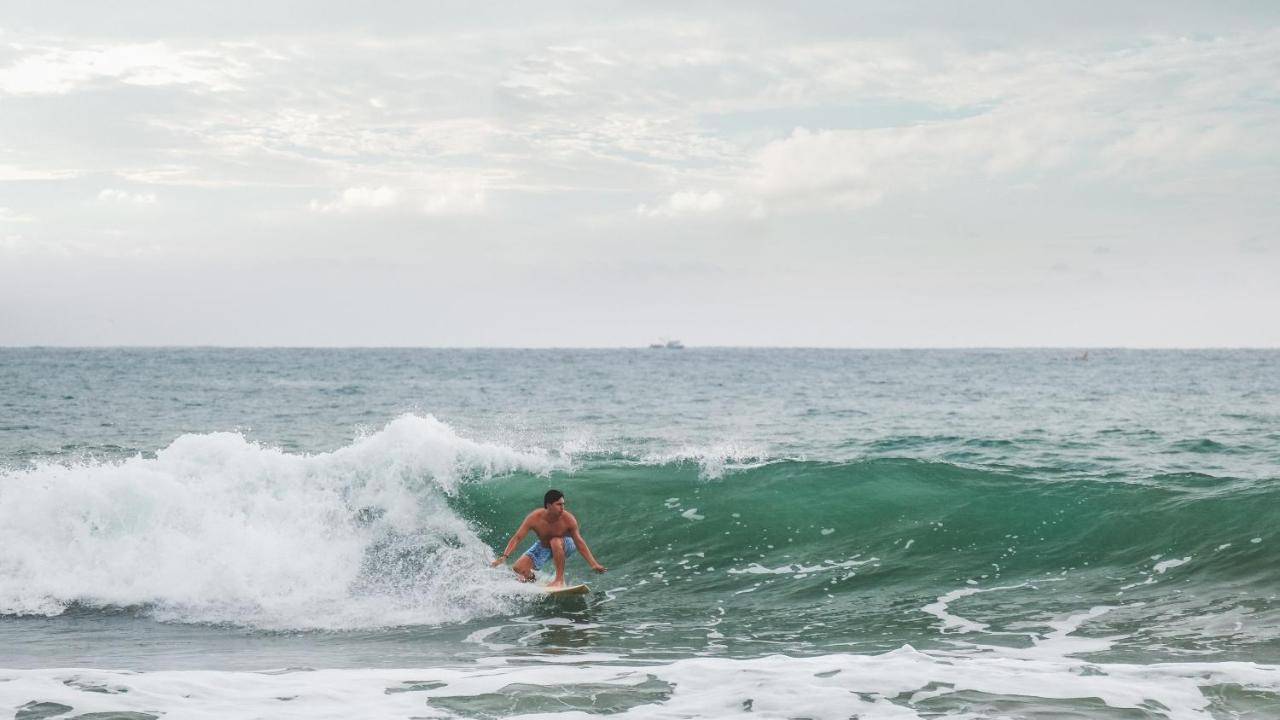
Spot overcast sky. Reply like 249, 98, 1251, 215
1, 1, 1277, 347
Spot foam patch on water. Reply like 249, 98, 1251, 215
1154, 556, 1191, 574
1, 649, 1277, 720
920, 581, 1068, 636
922, 587, 995, 634
727, 556, 877, 577
980, 605, 1122, 661
0, 414, 556, 629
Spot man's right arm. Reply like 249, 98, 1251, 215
491, 512, 535, 567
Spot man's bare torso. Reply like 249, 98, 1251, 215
527, 508, 577, 546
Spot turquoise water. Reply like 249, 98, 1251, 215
1, 348, 1277, 718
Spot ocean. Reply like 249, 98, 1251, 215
0, 348, 1277, 719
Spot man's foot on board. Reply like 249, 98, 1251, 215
547, 580, 566, 589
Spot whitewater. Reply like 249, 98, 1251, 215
1, 348, 1277, 719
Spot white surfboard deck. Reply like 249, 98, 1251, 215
542, 583, 590, 596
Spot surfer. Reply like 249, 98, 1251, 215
491, 489, 607, 587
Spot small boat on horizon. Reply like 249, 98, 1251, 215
649, 339, 685, 349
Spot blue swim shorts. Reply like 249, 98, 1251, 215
523, 536, 577, 570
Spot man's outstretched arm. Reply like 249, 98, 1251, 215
492, 514, 534, 567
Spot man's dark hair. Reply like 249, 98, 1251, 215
543, 489, 564, 508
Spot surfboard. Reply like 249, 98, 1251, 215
542, 583, 590, 596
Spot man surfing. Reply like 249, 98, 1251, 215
491, 489, 606, 587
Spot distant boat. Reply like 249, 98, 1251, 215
649, 339, 685, 349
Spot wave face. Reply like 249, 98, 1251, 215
0, 415, 556, 629
466, 454, 1280, 662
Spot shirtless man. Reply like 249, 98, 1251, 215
491, 489, 607, 587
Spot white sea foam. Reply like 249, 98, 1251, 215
921, 581, 1054, 635
984, 605, 1122, 660
0, 414, 556, 629
643, 441, 772, 479
922, 587, 993, 634
1, 649, 1276, 720
1154, 556, 1191, 574
727, 557, 877, 577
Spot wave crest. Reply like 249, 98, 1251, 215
0, 414, 552, 629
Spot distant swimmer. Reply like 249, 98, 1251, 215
491, 489, 607, 587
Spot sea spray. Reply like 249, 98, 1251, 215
0, 415, 556, 629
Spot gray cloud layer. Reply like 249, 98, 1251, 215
2, 2, 1277, 346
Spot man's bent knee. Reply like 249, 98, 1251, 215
512, 556, 536, 582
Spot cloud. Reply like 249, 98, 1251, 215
0, 235, 29, 253
0, 8, 1278, 346
0, 164, 80, 181
0, 207, 36, 223
748, 110, 1080, 211
1, 20, 1276, 211
308, 186, 400, 213
636, 190, 727, 218
308, 181, 489, 216
422, 187, 485, 215
0, 234, 80, 258
15, 22, 1265, 215
1098, 122, 1238, 176
0, 41, 248, 95
742, 31, 1280, 211
499, 44, 618, 101
98, 189, 158, 205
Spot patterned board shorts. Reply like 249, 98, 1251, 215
523, 536, 577, 570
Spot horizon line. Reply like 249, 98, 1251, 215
2, 344, 1278, 351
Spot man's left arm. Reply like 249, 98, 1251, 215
568, 519, 606, 574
